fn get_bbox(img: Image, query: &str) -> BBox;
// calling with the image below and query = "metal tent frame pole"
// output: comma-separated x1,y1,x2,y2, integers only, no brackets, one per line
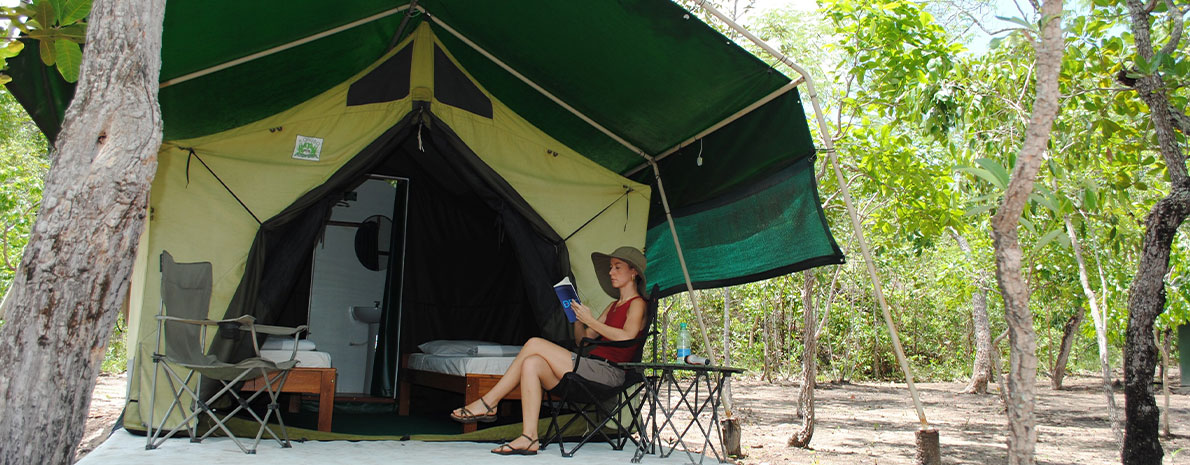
691,0,930,429
649,160,719,363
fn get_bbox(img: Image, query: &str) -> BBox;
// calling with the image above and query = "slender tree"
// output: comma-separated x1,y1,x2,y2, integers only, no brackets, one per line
987,1,1064,464
1066,215,1123,441
953,230,993,394
789,271,817,447
0,1,165,463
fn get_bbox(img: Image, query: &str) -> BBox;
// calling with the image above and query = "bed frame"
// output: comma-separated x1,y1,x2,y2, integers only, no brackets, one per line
397,354,520,433
243,367,337,432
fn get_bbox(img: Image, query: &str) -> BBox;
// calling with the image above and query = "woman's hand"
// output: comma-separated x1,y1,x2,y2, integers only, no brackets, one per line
571,301,596,325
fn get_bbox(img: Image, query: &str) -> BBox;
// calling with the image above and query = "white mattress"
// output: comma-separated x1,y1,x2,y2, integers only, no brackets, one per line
406,353,515,376
259,350,333,368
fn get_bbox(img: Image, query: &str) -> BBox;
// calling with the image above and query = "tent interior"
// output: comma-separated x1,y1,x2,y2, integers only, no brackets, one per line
247,117,566,402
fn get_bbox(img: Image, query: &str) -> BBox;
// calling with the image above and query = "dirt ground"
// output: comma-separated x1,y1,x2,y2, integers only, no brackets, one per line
77,373,126,462
79,371,1190,464
723,373,1190,465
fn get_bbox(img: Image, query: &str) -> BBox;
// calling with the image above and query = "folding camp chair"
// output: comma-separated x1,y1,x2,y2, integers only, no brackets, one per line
146,251,308,454
541,285,659,457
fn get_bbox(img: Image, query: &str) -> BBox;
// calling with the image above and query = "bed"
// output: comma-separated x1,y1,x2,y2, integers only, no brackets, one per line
244,340,337,432
398,341,521,433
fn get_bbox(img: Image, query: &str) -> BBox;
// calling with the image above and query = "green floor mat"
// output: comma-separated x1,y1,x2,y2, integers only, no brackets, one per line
217,413,591,443
282,410,459,436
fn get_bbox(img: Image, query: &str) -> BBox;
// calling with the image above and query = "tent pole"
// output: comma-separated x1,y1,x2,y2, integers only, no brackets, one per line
691,0,930,429
624,78,802,178
649,160,719,364
160,5,412,88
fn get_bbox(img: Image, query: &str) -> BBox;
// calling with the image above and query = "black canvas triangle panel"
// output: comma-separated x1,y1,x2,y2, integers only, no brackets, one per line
434,44,492,118
347,45,413,107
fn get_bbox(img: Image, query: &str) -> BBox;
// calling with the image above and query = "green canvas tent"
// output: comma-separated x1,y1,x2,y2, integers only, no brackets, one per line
5,1,843,433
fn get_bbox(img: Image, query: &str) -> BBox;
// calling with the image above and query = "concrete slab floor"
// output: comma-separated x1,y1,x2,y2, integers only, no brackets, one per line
79,430,722,465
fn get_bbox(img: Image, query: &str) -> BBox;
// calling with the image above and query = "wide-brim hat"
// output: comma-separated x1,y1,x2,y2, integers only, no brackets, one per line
591,246,647,299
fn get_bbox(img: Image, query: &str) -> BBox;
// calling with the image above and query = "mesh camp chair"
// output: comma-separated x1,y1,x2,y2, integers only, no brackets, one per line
541,285,659,457
146,251,308,454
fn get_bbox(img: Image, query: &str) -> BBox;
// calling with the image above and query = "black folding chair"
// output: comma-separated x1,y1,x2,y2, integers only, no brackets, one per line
542,285,659,457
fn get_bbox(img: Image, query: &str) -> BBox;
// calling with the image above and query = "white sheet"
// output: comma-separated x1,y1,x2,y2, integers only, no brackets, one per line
259,350,333,368
406,353,516,376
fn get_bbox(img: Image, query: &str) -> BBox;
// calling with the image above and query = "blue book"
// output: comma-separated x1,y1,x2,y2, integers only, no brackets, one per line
553,277,581,323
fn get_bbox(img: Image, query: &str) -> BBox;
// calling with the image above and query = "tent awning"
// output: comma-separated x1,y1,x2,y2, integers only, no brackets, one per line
4,0,843,296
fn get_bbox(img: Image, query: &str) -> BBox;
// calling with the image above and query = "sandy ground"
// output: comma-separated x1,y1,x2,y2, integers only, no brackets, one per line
77,373,126,462
79,371,1189,464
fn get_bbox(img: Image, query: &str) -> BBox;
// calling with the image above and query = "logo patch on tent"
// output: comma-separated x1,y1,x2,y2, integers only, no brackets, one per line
292,135,323,161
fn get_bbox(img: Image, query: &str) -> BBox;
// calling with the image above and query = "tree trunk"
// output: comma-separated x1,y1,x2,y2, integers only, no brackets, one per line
990,329,1009,406
1123,191,1189,464
762,310,772,382
1051,311,1085,390
1159,329,1171,438
789,271,818,447
953,230,992,394
722,287,733,415
1121,1,1190,463
0,2,166,464
1066,215,1122,441
987,2,1063,463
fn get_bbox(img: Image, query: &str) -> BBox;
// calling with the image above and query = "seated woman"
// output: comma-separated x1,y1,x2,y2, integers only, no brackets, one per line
449,246,649,455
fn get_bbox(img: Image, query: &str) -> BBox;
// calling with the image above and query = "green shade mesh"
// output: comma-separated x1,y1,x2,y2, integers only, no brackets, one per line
645,156,844,298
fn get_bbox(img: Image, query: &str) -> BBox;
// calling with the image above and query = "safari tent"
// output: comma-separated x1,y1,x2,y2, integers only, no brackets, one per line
5,1,844,433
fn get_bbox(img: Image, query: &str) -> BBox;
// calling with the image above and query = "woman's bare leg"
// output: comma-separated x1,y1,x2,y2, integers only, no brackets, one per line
455,337,573,417
491,348,571,452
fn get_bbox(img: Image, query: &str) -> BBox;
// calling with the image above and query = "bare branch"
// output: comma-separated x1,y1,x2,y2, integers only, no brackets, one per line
1016,60,1036,109
1158,0,1184,56
939,0,1019,37
1062,86,1134,99
1014,0,1036,20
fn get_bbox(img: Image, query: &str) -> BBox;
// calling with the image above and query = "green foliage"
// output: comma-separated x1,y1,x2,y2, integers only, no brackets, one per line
0,90,47,296
655,0,1186,382
100,314,127,374
0,0,91,83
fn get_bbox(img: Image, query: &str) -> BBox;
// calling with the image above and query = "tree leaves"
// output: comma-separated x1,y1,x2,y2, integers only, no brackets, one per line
956,158,1010,190
38,38,54,67
33,1,55,31
1,0,90,83
52,40,80,82
56,0,91,25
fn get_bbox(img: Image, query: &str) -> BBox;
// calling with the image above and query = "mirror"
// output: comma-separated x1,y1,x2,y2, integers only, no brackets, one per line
354,214,393,271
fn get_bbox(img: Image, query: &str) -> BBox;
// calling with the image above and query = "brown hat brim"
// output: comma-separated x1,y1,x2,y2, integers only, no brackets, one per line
591,247,647,299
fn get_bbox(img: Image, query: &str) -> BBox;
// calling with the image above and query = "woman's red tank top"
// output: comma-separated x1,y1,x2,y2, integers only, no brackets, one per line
588,296,644,363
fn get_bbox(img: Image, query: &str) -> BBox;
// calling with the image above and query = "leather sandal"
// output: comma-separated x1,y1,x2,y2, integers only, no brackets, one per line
491,434,539,456
449,397,498,423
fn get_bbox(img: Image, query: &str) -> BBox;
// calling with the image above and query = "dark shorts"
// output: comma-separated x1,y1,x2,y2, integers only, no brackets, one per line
570,353,625,387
